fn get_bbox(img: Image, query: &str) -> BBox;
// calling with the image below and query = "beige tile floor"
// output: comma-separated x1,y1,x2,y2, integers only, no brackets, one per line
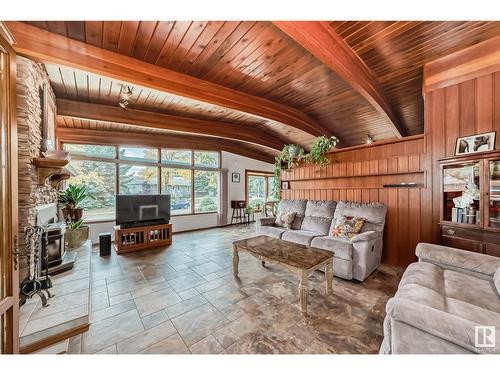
67,224,401,354
19,244,90,340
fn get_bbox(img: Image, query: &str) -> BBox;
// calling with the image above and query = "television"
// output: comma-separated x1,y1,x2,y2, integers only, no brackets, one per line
116,195,171,228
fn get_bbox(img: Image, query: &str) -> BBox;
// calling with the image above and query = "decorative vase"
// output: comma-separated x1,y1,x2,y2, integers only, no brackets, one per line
62,207,84,221
65,226,89,249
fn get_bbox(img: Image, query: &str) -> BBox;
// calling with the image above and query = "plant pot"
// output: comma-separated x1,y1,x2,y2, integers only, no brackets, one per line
65,226,89,249
288,145,301,158
62,207,84,221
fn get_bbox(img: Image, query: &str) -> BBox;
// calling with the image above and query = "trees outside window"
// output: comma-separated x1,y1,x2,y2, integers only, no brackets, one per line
67,160,116,219
119,165,158,195
246,171,278,211
64,143,220,218
161,168,192,215
119,146,158,163
194,151,219,168
194,170,219,213
161,150,191,165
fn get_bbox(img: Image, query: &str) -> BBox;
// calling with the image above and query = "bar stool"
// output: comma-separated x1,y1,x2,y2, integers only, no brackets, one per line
230,200,247,224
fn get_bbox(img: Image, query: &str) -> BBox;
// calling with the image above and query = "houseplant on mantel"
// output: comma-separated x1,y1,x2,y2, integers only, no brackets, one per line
274,136,339,179
64,218,90,249
58,184,94,221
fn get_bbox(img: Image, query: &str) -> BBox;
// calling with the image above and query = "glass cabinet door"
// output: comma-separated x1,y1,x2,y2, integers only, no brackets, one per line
442,162,481,225
489,160,500,228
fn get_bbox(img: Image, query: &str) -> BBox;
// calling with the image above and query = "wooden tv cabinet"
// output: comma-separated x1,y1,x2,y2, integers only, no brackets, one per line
114,223,172,254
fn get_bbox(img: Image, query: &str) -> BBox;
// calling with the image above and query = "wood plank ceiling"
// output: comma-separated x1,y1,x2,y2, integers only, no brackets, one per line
23,21,500,152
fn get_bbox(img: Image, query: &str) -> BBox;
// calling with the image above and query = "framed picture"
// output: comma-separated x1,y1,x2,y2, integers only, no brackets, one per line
40,85,56,152
455,131,496,155
281,181,290,190
231,172,240,183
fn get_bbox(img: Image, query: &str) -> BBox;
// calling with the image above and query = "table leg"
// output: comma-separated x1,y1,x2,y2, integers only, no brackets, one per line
299,270,308,314
232,245,239,277
325,261,333,295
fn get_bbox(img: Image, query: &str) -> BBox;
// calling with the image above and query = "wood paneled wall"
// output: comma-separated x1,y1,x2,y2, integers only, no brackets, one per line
281,136,425,267
423,71,500,245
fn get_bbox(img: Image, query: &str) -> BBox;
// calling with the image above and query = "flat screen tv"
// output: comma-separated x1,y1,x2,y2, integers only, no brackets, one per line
116,195,171,228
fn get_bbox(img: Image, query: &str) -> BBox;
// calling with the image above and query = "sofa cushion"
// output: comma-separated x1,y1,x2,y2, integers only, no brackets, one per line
389,261,500,353
331,214,366,239
397,261,500,319
259,225,287,239
279,200,307,230
333,201,386,233
300,200,336,235
281,230,318,246
274,211,296,229
310,235,353,261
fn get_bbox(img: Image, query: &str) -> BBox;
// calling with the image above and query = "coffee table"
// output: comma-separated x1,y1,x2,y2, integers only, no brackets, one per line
232,235,334,314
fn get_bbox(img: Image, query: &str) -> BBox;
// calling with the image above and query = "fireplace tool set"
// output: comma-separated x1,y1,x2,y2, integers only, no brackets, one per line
19,225,54,307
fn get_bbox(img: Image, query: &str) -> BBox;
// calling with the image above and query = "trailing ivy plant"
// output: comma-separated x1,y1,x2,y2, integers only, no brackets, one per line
303,136,339,167
274,136,339,180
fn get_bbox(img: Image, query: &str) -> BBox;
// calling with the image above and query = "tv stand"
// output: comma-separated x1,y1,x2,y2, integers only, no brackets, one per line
114,223,172,254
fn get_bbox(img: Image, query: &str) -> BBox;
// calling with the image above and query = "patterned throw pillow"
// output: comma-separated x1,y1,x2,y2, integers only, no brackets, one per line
331,215,366,239
275,211,297,229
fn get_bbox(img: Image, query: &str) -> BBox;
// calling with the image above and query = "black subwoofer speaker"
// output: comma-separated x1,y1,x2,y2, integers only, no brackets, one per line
99,233,112,256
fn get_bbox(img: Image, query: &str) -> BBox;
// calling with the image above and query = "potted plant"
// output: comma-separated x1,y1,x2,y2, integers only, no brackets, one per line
58,184,94,221
304,136,339,167
64,219,90,249
274,144,304,179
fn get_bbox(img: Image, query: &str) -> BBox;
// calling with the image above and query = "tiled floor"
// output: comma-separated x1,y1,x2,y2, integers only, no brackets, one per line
19,244,90,341
67,224,401,354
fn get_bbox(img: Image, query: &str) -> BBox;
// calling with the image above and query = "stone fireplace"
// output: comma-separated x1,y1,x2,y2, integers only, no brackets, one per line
16,56,59,283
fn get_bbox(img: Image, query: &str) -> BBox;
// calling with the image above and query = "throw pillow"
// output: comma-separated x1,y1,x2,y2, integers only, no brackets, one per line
275,211,297,229
331,215,366,239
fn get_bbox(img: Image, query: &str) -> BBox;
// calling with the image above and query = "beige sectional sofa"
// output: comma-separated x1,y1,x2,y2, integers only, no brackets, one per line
380,243,500,354
257,199,387,281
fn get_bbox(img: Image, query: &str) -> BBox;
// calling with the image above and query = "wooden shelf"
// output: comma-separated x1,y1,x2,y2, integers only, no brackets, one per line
33,157,69,169
33,157,71,188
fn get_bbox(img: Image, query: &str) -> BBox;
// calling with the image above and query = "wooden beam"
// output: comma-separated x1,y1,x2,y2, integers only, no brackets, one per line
56,99,284,151
56,128,276,164
7,21,326,137
424,34,500,93
273,21,405,138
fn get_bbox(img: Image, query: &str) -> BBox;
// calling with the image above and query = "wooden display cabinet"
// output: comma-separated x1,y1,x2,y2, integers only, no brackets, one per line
114,223,172,254
439,150,500,257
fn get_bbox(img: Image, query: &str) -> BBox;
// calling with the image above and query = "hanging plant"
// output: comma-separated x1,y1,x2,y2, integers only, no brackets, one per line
304,136,339,167
274,144,305,179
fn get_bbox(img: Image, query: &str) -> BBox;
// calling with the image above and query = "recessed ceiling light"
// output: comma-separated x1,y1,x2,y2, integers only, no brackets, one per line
365,135,374,146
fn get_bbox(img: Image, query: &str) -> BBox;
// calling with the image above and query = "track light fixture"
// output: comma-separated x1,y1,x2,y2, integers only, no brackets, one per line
118,85,133,108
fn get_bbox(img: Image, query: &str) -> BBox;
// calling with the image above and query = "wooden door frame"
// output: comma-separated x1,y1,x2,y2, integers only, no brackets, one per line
0,22,19,354
245,169,274,211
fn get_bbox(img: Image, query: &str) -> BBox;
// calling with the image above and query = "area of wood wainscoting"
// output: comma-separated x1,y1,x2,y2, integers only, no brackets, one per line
281,135,425,267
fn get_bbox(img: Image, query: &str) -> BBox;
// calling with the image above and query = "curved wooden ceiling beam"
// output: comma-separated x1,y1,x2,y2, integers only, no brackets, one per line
7,21,325,138
56,99,285,151
273,21,405,138
56,127,276,164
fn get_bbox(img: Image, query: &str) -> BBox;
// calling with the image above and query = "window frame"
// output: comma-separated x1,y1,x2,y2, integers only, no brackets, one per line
62,142,222,219
245,169,276,212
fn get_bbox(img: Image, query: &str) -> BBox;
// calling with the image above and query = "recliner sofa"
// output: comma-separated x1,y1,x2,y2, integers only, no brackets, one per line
380,243,500,354
257,199,387,281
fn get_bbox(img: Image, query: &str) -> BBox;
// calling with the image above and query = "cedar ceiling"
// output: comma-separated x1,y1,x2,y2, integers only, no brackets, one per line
22,21,500,151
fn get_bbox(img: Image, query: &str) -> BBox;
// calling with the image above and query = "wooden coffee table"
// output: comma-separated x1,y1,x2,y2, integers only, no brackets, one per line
232,235,334,314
